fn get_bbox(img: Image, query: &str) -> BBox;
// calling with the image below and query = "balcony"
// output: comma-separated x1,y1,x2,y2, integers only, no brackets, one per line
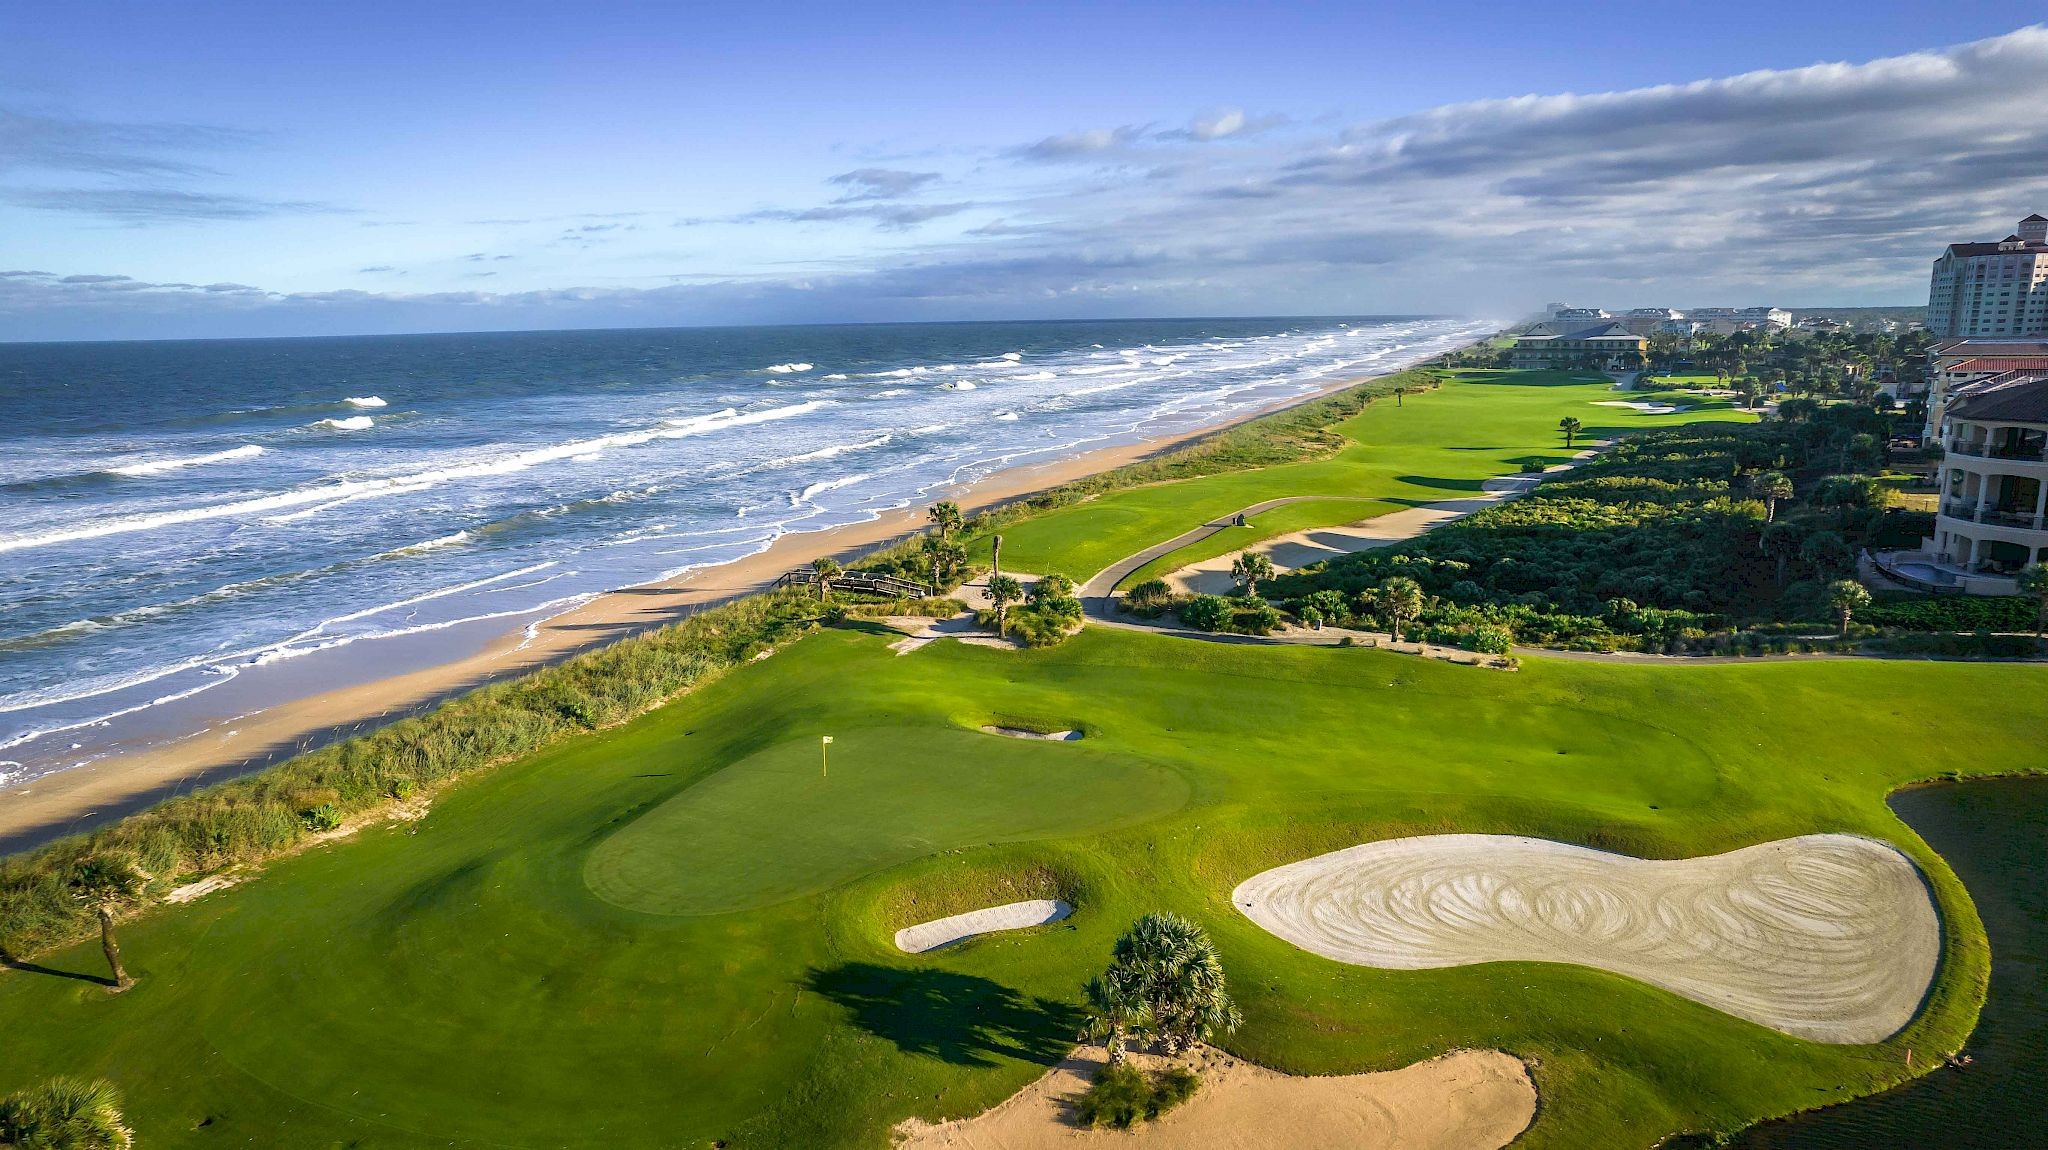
1990,443,2048,462
1981,509,2043,530
1948,440,1986,457
1942,502,1979,521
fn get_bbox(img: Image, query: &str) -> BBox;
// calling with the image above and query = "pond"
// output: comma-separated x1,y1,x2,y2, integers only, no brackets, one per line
1734,776,2048,1148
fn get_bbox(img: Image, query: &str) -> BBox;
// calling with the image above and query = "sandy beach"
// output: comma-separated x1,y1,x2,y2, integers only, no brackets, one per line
0,370,1397,851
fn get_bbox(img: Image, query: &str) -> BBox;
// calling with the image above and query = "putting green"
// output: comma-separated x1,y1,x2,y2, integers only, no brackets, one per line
584,727,1188,915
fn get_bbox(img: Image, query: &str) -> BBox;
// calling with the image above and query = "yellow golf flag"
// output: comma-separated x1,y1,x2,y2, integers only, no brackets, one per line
821,735,833,777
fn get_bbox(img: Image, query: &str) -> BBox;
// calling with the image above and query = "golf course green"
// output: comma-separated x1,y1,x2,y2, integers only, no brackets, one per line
0,371,2025,1148
0,621,2033,1147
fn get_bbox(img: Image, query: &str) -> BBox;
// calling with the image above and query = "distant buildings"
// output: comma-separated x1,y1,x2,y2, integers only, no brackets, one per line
1509,320,1647,370
1927,214,2048,339
1540,303,1792,339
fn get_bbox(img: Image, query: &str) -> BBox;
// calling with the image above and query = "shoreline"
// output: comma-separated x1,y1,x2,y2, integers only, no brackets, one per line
0,365,1417,852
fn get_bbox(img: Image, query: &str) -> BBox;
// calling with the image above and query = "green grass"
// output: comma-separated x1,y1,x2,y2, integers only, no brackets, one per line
0,619,2028,1149
988,370,1753,583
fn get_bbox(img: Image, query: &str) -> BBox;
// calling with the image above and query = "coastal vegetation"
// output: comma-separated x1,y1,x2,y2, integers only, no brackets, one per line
0,1077,129,1149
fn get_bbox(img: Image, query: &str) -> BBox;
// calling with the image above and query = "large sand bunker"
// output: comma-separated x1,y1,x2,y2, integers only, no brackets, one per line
1234,833,1939,1044
895,899,1074,953
893,1046,1533,1150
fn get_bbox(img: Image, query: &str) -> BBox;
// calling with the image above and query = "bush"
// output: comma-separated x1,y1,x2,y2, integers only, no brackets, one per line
1868,632,2043,659
1002,604,1081,648
301,804,344,833
1234,599,1282,635
1468,625,1514,655
1177,595,1233,632
1074,1062,1200,1129
1861,594,2036,632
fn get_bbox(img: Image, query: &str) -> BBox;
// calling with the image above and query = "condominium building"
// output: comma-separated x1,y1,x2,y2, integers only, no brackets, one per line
1920,338,2048,436
1897,371,2048,593
1620,307,1683,336
1926,213,2048,339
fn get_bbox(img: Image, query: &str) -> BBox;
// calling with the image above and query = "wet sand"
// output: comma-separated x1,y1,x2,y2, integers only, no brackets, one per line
0,371,1393,851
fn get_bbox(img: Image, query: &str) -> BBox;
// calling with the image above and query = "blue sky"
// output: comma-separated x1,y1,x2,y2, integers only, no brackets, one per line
4,2,2046,340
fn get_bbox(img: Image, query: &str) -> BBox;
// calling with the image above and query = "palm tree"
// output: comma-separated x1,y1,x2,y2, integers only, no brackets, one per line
0,1077,131,1149
926,500,963,542
985,574,1023,630
1087,913,1241,1058
809,557,841,601
920,535,965,587
2016,565,2048,639
1229,552,1274,598
1826,579,1871,638
1558,416,1584,449
1375,576,1424,639
67,856,145,992
1749,471,1794,523
1081,969,1150,1067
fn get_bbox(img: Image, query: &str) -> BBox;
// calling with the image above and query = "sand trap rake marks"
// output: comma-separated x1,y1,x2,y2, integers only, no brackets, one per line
1233,833,1940,1044
895,899,1074,953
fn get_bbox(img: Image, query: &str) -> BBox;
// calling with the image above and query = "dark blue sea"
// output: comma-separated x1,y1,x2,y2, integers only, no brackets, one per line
0,316,1483,784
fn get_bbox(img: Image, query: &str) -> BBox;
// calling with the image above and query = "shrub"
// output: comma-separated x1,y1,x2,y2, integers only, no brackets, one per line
301,804,345,833
1177,595,1233,632
1074,1063,1201,1129
1297,605,1324,630
1234,599,1282,636
1861,594,2034,632
1468,625,1514,655
1002,604,1080,648
388,778,417,802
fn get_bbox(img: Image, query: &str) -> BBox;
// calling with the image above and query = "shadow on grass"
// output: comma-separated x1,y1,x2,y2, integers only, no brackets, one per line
1393,475,1487,492
807,963,1082,1067
3,957,115,988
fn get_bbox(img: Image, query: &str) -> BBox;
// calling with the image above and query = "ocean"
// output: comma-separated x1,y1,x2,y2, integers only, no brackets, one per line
0,316,1486,788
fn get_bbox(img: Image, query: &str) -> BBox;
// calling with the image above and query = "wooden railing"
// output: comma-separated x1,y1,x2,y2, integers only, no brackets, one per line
774,569,935,598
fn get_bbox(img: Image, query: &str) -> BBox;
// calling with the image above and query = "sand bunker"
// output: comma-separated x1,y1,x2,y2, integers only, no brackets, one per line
1594,399,1691,414
980,725,1081,741
893,1046,1534,1150
1234,833,1939,1044
895,899,1073,953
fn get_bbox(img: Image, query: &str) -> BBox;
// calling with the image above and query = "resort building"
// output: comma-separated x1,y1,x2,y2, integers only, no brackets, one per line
1508,320,1647,371
1888,371,2048,594
1620,307,1683,336
1921,338,2048,436
1548,305,1611,326
1926,213,2048,339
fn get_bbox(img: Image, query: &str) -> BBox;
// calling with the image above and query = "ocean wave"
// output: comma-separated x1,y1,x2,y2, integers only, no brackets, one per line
768,433,894,468
763,362,814,374
994,411,1020,421
793,473,871,505
0,401,827,554
315,416,375,431
107,444,266,477
822,373,848,381
940,380,977,391
344,396,388,408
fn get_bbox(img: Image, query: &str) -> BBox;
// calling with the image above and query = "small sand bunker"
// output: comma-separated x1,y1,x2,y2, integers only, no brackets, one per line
1234,833,1939,1044
895,899,1074,953
893,1046,1534,1150
980,725,1081,741
1593,399,1691,414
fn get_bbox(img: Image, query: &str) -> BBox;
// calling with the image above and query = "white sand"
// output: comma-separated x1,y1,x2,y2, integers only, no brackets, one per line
1593,399,1691,414
895,899,1074,953
893,1045,1534,1150
980,726,1081,741
1233,833,1939,1044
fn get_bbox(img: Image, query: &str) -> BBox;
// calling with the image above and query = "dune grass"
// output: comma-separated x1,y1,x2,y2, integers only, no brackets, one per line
984,370,1754,582
0,618,2031,1148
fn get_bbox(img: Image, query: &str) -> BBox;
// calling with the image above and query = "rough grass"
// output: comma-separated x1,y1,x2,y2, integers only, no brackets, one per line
0,623,2034,1148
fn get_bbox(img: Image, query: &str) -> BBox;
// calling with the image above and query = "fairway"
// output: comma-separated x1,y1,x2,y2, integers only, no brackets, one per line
1,622,2037,1148
989,370,1753,580
586,727,1187,915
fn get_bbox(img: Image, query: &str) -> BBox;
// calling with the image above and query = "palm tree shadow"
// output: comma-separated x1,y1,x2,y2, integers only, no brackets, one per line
3,956,114,987
806,963,1082,1067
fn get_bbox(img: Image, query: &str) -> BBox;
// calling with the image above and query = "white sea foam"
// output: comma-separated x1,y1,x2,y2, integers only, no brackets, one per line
822,373,848,381
107,444,265,477
942,380,977,391
994,411,1020,421
0,401,827,554
344,396,388,408
764,362,814,374
794,473,870,504
1000,352,1023,361
316,416,375,431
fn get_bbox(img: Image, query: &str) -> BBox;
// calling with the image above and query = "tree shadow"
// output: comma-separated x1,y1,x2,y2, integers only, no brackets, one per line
806,963,1083,1067
3,956,114,987
1393,475,1487,492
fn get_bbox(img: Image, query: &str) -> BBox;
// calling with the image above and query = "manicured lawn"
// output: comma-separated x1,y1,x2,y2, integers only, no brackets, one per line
988,370,1754,583
0,620,2029,1149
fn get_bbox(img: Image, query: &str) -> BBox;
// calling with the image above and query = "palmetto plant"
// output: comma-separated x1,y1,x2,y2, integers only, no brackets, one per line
1826,579,1871,638
920,535,965,587
984,574,1023,630
67,856,145,992
1558,416,1584,449
1083,913,1241,1060
0,1078,131,1149
809,557,841,601
1375,576,1425,638
926,500,963,542
1229,552,1274,598
1749,471,1795,524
